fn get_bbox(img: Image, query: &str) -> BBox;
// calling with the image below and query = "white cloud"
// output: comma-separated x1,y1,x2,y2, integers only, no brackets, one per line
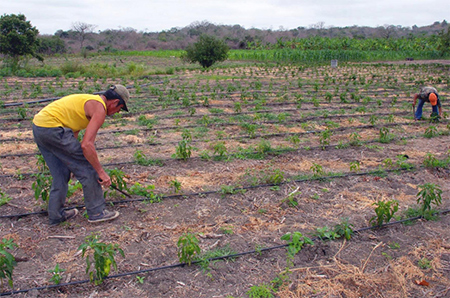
1,0,448,34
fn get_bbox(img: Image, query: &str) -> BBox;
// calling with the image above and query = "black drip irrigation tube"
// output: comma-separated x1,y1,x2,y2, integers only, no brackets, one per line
0,112,422,144
0,119,434,168
0,167,415,220
2,208,450,296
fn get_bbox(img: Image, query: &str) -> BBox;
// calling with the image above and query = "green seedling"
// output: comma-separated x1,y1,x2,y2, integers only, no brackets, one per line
418,258,432,269
281,232,313,257
173,139,192,160
169,179,182,194
310,163,324,178
379,127,393,143
212,141,227,158
334,218,354,240
247,283,274,298
349,132,362,146
219,185,244,198
349,160,361,172
133,150,164,166
311,226,338,241
318,129,332,150
0,190,11,207
177,233,200,266
424,126,438,138
48,264,65,285
388,242,400,249
0,238,17,290
31,172,52,203
416,183,442,217
136,276,145,284
78,233,124,285
369,200,399,227
423,153,441,168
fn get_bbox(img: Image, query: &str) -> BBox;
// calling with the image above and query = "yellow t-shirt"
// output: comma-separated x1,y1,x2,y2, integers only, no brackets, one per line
33,94,106,132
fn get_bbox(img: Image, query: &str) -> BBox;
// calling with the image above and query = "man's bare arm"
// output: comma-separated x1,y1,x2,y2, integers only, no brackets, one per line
81,100,111,187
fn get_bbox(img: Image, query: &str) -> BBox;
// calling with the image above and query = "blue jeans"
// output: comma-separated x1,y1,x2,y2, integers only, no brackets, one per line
32,124,105,224
415,99,438,120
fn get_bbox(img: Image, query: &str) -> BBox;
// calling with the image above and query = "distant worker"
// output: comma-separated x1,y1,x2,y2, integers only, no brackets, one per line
32,85,130,225
412,86,442,121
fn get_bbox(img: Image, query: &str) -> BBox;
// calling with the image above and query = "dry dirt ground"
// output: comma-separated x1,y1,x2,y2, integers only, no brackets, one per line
1,60,450,297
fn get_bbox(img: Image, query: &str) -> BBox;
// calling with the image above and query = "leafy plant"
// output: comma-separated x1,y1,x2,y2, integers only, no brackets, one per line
281,232,313,257
318,129,332,150
349,132,362,146
0,189,11,207
48,263,65,285
212,141,227,158
174,139,192,161
31,172,52,203
219,185,245,198
247,283,274,298
379,127,393,143
349,160,361,172
0,238,17,290
369,200,399,227
333,218,354,240
310,163,324,178
128,183,160,202
423,153,441,168
424,126,438,138
416,183,442,217
396,155,414,170
103,168,128,197
78,233,124,285
134,150,164,166
264,168,284,185
418,258,432,269
169,179,182,194
311,226,339,241
177,233,201,266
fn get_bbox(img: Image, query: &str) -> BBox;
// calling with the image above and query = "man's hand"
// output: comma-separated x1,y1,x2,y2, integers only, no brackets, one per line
98,171,111,187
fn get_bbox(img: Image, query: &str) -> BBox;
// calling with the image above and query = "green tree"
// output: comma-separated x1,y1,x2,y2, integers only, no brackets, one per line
0,14,42,68
37,35,66,55
182,34,229,68
437,25,450,56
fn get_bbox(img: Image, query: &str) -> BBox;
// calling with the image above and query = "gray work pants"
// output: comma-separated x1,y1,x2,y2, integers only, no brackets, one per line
32,124,104,224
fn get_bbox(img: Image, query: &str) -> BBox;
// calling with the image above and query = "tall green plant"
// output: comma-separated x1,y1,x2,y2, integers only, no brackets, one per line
416,183,442,216
0,238,17,290
177,233,201,266
78,233,124,285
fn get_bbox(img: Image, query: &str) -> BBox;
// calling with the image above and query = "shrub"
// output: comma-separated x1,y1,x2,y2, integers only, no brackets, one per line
181,34,229,68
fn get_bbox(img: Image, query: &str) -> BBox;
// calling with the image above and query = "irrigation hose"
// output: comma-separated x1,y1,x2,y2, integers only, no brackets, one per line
1,208,450,296
0,166,415,220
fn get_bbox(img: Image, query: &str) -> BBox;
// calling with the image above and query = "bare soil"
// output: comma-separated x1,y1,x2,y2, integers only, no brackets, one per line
1,60,450,297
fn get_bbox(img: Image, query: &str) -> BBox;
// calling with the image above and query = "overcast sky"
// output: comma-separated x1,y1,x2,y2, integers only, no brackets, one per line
2,0,449,35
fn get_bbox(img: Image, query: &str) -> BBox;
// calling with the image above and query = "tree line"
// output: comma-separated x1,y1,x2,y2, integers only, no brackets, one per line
1,13,449,67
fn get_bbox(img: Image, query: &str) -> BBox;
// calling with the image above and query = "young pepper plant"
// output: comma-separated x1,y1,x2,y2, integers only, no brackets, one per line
78,233,124,285
0,238,17,290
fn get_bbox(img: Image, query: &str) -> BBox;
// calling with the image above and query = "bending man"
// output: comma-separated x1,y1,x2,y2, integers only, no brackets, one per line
32,85,130,225
413,86,442,120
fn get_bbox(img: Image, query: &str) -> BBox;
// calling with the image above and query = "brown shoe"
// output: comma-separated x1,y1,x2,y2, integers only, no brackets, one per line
88,210,119,223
